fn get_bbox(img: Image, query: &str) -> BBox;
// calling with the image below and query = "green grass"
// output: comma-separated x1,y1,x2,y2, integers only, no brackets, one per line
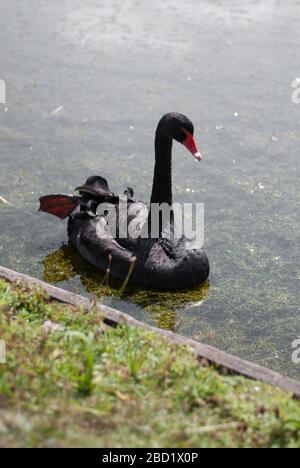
0,278,299,448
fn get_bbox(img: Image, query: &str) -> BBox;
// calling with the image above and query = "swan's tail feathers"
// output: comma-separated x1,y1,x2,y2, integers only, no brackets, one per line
39,194,82,220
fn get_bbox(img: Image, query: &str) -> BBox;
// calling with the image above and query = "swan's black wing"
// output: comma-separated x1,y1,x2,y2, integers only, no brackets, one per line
76,176,116,200
68,214,135,281
136,237,209,290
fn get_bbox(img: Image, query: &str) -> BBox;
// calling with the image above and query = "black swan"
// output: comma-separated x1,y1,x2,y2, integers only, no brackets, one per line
39,113,210,290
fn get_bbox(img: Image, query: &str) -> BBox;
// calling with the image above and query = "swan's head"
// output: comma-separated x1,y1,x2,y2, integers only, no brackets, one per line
158,113,203,161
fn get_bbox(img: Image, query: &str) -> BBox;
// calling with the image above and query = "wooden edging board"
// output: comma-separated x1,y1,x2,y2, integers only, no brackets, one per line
0,265,299,398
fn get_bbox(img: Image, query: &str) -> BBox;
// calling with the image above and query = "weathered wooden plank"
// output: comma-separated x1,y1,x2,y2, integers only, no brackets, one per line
1,265,299,397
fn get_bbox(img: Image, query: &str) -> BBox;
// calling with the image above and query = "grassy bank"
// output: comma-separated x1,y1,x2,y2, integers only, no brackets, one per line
0,278,299,448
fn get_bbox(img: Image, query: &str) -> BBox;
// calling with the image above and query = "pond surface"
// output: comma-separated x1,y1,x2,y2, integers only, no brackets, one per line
0,0,299,378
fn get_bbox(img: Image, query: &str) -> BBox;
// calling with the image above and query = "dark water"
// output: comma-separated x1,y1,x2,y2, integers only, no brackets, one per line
0,0,299,378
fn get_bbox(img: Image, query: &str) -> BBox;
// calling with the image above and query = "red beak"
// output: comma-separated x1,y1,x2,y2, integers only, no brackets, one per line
182,128,203,161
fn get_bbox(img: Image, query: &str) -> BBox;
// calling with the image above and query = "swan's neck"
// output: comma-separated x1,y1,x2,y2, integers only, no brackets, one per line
150,131,173,206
